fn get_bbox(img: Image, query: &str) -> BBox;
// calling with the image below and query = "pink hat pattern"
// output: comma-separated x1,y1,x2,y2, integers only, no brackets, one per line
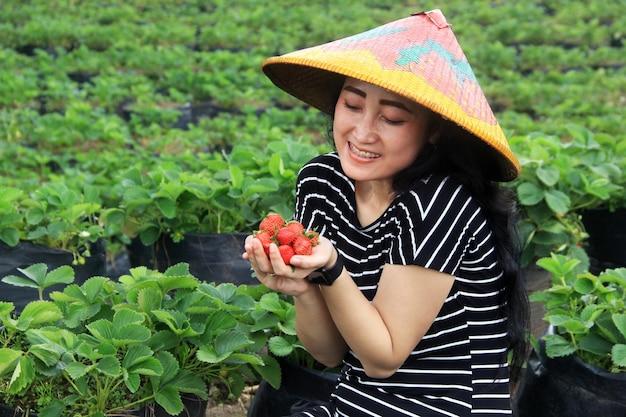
321,15,497,125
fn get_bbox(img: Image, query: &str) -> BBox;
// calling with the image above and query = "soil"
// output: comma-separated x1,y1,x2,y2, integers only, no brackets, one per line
204,385,255,417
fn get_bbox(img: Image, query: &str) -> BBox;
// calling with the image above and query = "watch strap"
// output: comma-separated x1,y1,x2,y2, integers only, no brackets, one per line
308,255,344,286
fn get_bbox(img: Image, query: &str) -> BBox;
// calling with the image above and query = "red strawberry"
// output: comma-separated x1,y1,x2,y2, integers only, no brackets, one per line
254,230,273,257
292,235,312,255
278,244,295,265
306,230,320,247
276,227,297,246
259,213,285,236
284,221,305,235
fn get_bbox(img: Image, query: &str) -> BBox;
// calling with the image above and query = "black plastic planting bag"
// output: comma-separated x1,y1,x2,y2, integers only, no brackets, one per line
513,340,626,417
154,232,256,285
247,358,339,417
0,239,106,313
581,208,626,270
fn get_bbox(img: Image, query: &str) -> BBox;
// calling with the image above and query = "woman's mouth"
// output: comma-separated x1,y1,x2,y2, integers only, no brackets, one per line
349,142,380,159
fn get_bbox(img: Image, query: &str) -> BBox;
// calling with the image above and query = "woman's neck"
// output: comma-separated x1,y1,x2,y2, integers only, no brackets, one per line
354,180,396,226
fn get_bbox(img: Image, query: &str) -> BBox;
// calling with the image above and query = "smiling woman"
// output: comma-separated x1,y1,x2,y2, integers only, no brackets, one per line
245,9,529,417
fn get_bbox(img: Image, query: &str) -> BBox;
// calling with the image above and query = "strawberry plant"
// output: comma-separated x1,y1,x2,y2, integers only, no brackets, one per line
102,138,324,246
0,182,105,265
0,262,281,416
508,125,625,266
530,254,626,373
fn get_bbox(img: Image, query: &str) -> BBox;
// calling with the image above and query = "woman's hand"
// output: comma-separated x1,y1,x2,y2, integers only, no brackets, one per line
242,234,336,297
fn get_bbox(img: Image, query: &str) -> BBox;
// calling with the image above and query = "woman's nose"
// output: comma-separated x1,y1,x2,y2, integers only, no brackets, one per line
353,114,378,142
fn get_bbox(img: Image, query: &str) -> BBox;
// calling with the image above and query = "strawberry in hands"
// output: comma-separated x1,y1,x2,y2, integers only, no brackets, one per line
253,213,319,266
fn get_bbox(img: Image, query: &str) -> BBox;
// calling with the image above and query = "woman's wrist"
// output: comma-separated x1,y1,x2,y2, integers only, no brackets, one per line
309,249,344,286
325,248,339,270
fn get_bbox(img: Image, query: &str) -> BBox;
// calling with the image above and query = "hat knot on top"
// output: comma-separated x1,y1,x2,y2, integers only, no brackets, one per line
262,9,521,182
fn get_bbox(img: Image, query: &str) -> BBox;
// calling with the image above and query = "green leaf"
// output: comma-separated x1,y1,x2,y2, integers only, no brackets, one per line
163,369,207,398
115,324,152,346
258,292,285,314
517,182,544,205
612,344,626,367
536,165,560,186
152,309,198,338
197,331,252,363
95,355,121,376
18,300,63,327
125,373,141,393
0,348,22,376
154,385,183,416
612,314,626,340
251,354,281,389
243,177,279,195
37,398,65,417
1,264,47,289
536,254,580,277
544,189,571,214
227,352,265,366
579,333,613,355
3,263,75,291
543,333,576,358
0,227,19,246
267,335,296,357
230,165,244,189
113,308,145,327
573,276,596,294
123,345,163,376
65,361,91,380
86,319,115,342
205,310,237,333
156,197,177,219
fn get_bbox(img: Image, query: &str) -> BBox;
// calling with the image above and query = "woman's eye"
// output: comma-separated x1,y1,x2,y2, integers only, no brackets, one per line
383,117,404,125
343,100,359,110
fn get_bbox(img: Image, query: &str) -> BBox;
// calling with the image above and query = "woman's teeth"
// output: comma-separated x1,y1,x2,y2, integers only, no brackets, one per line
350,143,380,159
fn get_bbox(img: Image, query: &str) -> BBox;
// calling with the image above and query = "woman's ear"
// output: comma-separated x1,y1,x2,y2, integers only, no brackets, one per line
428,130,441,145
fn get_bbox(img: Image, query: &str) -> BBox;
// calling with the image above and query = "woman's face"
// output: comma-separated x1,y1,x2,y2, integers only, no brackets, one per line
333,78,435,185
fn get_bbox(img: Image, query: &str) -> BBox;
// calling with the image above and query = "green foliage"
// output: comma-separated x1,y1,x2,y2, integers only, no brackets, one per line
0,263,281,415
531,254,626,373
508,125,625,266
250,291,337,371
102,138,325,244
0,183,105,264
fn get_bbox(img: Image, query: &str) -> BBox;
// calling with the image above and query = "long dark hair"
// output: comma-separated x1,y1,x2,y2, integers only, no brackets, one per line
395,119,530,387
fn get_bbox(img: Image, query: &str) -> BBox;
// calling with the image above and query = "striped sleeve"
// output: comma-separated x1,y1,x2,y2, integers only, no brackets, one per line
387,175,482,276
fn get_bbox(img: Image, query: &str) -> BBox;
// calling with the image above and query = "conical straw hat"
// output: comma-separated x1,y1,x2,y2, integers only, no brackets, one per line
262,9,520,181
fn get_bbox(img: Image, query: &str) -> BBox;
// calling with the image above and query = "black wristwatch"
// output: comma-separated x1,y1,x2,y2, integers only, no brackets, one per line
308,255,344,286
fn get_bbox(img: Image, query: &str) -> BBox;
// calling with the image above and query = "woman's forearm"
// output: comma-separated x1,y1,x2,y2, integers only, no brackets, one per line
294,284,348,367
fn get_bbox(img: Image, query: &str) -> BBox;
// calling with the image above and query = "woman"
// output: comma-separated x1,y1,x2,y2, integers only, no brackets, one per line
244,9,529,417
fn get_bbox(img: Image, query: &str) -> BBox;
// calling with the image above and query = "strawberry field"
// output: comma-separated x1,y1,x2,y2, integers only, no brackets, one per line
1,1,625,415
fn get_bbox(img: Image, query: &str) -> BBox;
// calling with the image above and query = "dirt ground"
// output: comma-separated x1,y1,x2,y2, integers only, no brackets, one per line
204,386,255,417
205,403,248,417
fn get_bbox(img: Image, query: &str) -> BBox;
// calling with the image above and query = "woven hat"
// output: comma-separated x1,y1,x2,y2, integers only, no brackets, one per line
262,9,520,181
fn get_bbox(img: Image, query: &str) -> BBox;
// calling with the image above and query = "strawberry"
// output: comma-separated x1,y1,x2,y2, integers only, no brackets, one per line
306,230,320,247
278,244,295,265
276,227,297,246
284,221,305,235
259,213,285,236
292,235,312,255
254,229,273,256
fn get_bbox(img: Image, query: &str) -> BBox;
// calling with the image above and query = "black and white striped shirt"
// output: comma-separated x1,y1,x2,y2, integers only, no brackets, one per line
294,153,512,417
